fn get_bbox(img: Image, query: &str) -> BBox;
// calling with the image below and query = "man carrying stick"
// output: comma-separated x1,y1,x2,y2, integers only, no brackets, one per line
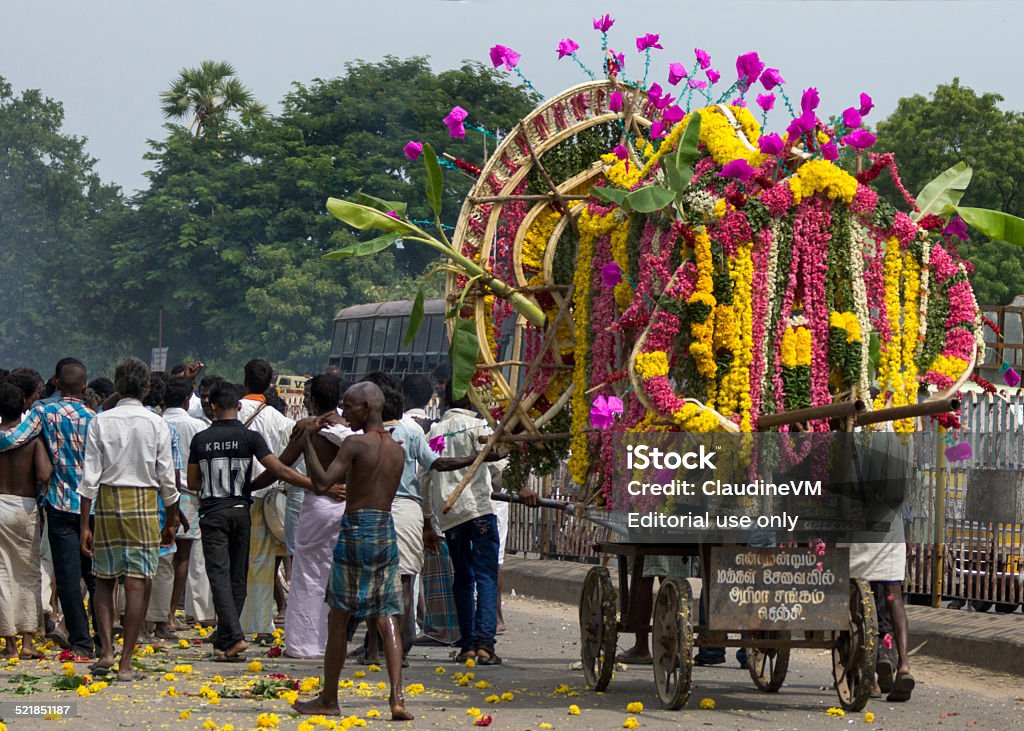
292,382,413,721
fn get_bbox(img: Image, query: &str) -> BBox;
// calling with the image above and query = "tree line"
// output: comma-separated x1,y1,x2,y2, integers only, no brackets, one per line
1,62,1022,378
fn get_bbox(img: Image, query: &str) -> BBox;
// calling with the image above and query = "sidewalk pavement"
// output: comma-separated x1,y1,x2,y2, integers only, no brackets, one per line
501,554,1024,676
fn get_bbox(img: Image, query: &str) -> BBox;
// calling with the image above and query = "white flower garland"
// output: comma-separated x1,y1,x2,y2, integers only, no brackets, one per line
849,220,872,400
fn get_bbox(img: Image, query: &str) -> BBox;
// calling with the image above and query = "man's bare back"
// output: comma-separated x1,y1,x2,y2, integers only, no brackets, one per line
0,431,49,499
321,431,404,512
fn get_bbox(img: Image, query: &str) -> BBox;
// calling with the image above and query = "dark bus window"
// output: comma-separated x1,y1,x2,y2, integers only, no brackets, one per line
395,355,410,373
385,316,402,353
343,321,358,353
332,322,347,355
356,320,372,352
355,356,369,374
412,314,432,352
371,318,387,353
341,357,354,372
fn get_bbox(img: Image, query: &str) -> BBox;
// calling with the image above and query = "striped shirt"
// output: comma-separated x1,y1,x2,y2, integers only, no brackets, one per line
0,397,95,513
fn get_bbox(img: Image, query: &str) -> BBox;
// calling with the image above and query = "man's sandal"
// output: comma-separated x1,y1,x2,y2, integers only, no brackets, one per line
475,648,502,665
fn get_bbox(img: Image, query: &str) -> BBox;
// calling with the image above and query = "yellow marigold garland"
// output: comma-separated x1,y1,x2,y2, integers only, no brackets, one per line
610,214,634,310
522,207,561,271
896,249,921,432
718,241,754,431
789,160,858,204
874,238,904,415
688,230,717,379
639,105,762,181
635,351,670,379
568,208,617,484
600,152,641,189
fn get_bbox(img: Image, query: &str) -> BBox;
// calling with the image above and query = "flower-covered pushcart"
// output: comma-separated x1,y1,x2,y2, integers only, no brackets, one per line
322,13,1024,715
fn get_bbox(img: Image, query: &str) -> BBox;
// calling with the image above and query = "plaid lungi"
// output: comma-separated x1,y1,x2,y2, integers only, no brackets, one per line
93,486,160,580
421,536,460,645
328,509,402,620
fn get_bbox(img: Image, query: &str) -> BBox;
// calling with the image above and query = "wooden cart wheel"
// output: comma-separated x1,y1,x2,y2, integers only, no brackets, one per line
746,632,791,692
579,566,618,691
652,576,694,710
832,578,878,712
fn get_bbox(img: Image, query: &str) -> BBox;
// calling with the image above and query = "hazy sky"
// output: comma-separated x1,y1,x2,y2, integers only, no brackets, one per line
5,0,1023,194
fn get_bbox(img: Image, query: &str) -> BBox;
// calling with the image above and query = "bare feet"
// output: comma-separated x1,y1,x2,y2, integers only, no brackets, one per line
293,697,341,716
20,648,44,660
391,704,414,721
391,693,413,721
115,668,144,682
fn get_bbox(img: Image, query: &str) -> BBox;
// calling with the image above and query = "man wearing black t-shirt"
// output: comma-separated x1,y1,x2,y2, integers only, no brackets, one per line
187,382,310,661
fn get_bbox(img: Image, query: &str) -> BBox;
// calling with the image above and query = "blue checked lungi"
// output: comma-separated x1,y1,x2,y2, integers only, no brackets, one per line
421,536,460,645
328,509,403,620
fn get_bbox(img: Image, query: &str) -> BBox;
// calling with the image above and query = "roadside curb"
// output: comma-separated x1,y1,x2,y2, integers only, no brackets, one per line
501,554,1024,676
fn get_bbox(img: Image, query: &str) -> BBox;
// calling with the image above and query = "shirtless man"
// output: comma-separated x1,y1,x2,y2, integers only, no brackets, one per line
0,383,52,658
293,382,413,721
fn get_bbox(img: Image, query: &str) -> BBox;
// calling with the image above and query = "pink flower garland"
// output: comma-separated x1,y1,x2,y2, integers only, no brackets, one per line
793,198,833,429
748,226,773,427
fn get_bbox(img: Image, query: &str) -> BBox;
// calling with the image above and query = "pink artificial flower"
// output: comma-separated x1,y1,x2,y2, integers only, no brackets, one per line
1004,366,1022,388
706,68,721,84
609,90,624,112
758,132,784,155
821,141,839,161
653,92,675,110
612,144,629,160
428,434,446,454
668,62,687,85
858,92,874,116
636,33,663,52
694,48,711,70
662,105,684,124
718,158,754,181
590,395,624,429
760,67,785,90
756,93,775,112
945,441,973,462
735,51,764,87
601,261,623,287
557,38,579,59
731,97,747,108
647,82,664,103
842,128,876,149
943,215,969,241
403,140,423,161
443,106,468,138
842,107,862,129
688,78,707,90
593,13,615,32
650,121,667,139
801,87,820,114
385,210,399,219
489,44,521,71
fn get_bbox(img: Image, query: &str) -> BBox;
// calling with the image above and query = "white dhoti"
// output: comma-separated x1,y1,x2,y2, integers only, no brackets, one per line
240,495,287,636
145,555,175,622
284,493,346,658
392,496,425,576
0,495,43,635
184,536,214,622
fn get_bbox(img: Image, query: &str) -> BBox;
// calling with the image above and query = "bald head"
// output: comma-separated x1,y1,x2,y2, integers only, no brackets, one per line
57,363,87,397
341,382,384,430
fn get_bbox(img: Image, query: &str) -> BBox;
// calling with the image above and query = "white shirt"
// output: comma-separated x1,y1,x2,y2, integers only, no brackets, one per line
187,393,205,421
424,408,496,533
78,397,179,504
163,407,207,467
238,397,294,496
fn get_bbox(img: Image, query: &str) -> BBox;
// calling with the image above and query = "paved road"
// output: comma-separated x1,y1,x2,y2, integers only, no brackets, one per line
3,595,1022,730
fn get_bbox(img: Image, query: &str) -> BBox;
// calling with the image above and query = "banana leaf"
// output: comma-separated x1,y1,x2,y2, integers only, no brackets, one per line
326,197,414,233
624,185,675,213
403,288,426,347
423,143,443,218
914,162,972,221
322,232,402,260
956,206,1024,246
449,317,480,401
353,191,408,217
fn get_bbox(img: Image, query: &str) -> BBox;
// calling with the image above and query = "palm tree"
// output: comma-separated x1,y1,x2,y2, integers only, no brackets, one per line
160,60,267,136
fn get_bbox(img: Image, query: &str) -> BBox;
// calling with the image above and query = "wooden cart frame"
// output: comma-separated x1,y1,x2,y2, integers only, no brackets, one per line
579,542,878,711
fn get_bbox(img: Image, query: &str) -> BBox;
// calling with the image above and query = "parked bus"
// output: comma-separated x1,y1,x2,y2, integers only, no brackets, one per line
327,298,448,381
